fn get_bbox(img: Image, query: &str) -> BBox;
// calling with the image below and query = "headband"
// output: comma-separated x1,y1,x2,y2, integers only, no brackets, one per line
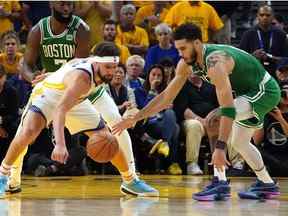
90,56,120,63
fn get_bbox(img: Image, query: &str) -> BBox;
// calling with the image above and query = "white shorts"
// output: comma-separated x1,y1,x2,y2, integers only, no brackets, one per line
24,84,103,135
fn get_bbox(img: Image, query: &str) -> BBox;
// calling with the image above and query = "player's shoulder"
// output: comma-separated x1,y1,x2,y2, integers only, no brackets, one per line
72,15,90,32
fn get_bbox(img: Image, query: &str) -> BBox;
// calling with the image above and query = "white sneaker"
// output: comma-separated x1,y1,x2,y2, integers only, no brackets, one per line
187,162,203,175
233,161,244,170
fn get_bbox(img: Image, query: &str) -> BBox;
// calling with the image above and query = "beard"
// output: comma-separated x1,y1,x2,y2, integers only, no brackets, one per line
52,8,72,24
97,68,113,83
185,53,197,65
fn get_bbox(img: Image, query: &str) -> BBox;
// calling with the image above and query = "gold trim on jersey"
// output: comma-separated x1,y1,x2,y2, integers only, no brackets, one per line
43,82,65,90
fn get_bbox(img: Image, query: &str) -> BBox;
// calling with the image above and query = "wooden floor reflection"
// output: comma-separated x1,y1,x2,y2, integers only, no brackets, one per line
1,175,288,216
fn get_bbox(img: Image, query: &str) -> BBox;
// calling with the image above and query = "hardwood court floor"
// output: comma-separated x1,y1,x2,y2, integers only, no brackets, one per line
1,175,288,216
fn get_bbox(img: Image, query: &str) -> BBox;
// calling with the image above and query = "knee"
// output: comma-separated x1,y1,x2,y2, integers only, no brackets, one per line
183,119,204,134
20,125,41,142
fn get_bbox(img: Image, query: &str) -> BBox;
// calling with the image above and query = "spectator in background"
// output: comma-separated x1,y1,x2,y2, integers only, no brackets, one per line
173,73,218,175
107,64,136,115
164,1,223,43
0,31,23,76
159,57,175,85
253,81,288,176
75,1,111,48
240,5,288,77
0,2,21,37
115,4,149,56
0,65,19,161
0,32,31,109
135,1,171,45
144,23,180,74
134,64,181,175
272,14,286,32
209,1,239,44
125,55,145,89
276,58,288,82
91,19,130,65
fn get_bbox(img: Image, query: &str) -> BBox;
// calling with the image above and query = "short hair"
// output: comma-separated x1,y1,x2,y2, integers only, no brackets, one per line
120,4,136,15
155,23,172,35
173,23,202,42
126,55,145,69
104,19,117,27
257,4,274,15
92,41,120,57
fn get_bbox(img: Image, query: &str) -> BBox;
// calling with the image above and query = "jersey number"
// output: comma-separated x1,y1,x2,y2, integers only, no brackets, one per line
54,59,67,66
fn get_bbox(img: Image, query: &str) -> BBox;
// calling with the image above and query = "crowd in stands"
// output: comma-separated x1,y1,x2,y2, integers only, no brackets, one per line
0,1,288,177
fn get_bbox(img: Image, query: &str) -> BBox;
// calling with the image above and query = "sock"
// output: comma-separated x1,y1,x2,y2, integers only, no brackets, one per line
121,170,138,184
255,166,273,184
214,166,227,181
0,162,11,176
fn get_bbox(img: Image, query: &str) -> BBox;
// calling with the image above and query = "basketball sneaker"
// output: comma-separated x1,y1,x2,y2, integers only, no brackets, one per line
120,179,159,197
5,184,21,194
238,179,280,200
149,140,169,158
0,175,8,196
192,177,231,201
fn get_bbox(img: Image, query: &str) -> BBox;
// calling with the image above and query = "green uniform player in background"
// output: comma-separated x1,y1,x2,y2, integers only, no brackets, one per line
112,23,281,201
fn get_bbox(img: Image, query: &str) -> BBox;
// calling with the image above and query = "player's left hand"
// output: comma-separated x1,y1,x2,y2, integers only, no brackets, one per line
51,145,69,164
210,149,230,172
112,115,137,135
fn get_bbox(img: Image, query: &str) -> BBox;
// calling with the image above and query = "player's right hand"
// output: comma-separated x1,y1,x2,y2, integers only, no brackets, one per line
112,115,137,135
51,145,69,164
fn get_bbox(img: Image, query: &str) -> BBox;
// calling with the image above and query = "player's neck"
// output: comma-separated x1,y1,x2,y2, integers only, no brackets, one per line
196,44,204,68
50,17,69,35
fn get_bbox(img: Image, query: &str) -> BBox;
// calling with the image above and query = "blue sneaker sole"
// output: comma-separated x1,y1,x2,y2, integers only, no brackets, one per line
238,191,280,200
193,193,231,201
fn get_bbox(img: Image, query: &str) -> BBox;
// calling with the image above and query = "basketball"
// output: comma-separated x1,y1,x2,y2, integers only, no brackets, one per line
86,130,119,163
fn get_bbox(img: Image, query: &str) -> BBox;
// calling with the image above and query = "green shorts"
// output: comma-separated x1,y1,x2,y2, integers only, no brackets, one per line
237,74,280,128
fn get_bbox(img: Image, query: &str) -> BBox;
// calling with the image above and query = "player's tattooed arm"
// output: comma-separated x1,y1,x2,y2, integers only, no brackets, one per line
206,50,234,71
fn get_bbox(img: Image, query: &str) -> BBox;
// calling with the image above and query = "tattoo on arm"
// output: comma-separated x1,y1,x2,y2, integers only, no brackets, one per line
206,50,233,69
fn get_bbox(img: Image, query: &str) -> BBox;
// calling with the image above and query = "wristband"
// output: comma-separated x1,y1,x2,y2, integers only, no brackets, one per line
220,107,236,119
215,140,226,150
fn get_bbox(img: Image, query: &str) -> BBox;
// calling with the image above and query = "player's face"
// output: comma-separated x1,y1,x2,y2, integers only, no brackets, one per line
175,39,197,65
51,1,74,24
103,24,117,41
4,38,17,56
97,63,118,83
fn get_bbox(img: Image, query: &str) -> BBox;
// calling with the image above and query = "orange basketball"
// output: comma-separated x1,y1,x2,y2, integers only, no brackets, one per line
86,130,119,163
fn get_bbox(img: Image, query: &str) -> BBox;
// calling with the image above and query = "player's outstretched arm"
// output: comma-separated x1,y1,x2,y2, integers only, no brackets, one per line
112,59,190,135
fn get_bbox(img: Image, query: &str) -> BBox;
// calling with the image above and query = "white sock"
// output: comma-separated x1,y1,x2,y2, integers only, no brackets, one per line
0,162,11,176
214,166,227,181
120,170,138,184
255,166,273,183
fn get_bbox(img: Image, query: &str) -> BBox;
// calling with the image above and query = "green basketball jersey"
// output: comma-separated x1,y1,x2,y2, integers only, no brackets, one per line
194,44,267,96
38,15,84,72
